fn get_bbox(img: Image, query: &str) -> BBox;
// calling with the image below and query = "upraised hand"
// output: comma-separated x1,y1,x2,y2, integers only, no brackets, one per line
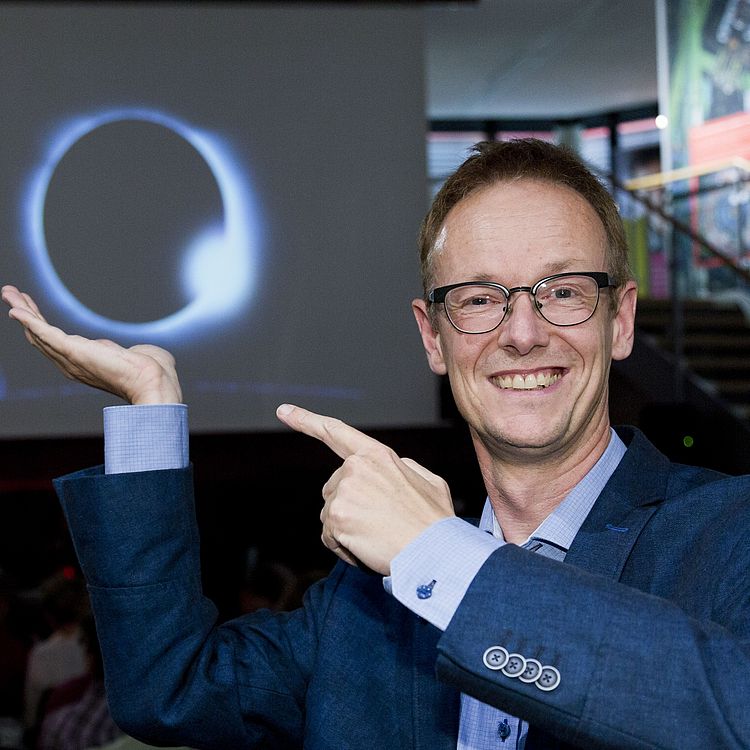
2,285,182,405
276,403,455,574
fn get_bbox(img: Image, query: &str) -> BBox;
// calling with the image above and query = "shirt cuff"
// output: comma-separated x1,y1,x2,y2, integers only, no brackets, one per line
384,517,503,631
104,404,189,474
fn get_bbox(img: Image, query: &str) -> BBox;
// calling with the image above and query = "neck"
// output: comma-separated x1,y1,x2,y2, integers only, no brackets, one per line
474,421,612,544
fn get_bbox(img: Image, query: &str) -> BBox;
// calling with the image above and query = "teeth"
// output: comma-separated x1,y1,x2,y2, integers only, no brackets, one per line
495,372,560,390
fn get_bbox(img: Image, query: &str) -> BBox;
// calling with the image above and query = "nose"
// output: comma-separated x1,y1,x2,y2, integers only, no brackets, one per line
496,288,549,354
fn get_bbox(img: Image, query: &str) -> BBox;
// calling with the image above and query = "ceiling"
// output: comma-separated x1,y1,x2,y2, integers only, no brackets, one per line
425,0,659,120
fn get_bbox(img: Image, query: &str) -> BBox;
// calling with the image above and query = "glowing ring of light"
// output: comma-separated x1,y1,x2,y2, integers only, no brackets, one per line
25,108,259,339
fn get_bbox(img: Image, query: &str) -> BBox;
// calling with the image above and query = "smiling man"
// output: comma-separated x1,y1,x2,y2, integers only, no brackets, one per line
412,171,636,544
4,139,750,749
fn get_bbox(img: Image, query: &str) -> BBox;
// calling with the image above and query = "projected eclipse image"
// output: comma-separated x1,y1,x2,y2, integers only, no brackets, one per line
24,109,260,341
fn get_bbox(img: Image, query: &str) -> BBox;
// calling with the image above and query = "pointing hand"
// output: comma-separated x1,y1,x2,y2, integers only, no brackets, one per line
276,403,454,574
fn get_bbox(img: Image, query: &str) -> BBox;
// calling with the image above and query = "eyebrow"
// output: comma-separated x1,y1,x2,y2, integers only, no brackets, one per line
467,261,590,284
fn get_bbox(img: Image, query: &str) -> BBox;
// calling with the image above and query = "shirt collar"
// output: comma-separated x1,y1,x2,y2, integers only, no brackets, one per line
480,428,627,551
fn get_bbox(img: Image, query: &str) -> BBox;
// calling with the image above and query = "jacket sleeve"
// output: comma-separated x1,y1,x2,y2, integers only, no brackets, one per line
54,465,337,750
435,543,750,749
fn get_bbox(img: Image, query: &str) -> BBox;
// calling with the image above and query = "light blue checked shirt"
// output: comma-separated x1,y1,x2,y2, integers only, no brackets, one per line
104,404,188,473
103,405,625,750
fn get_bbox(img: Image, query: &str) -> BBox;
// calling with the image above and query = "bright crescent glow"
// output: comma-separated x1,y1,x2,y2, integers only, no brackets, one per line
24,108,260,339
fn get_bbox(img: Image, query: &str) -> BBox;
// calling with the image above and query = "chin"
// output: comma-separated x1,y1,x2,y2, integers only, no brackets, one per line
479,421,571,454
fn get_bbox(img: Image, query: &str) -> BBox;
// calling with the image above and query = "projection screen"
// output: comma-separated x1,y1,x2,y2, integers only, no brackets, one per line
0,3,438,437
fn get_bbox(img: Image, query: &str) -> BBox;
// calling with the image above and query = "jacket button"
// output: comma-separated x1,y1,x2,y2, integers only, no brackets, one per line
518,657,542,683
501,653,526,678
482,646,509,670
536,665,561,691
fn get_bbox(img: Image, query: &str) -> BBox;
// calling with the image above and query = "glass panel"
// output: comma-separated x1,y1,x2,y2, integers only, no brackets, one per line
580,126,611,174
427,131,486,200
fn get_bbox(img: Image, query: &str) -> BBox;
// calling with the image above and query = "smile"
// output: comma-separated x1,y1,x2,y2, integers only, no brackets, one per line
491,371,562,390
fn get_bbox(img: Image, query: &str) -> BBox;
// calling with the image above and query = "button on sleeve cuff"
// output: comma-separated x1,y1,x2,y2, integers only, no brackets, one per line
104,404,188,474
387,517,504,631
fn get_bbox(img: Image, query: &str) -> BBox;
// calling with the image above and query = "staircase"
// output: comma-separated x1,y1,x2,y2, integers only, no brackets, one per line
635,297,750,420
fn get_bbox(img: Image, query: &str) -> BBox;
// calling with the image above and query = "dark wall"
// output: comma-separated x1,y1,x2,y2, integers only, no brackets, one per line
0,421,485,618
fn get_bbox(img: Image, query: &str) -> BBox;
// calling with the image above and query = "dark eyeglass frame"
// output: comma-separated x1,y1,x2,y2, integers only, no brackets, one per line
428,271,615,333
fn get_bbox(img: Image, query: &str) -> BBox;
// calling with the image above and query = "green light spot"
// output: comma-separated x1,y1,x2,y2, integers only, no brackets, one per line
683,435,694,448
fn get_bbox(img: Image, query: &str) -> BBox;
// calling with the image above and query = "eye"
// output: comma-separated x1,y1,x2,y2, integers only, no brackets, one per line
537,282,586,304
456,291,505,309
467,295,493,306
553,286,576,299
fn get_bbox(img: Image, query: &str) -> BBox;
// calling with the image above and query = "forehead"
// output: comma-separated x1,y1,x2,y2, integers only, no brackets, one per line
435,178,607,283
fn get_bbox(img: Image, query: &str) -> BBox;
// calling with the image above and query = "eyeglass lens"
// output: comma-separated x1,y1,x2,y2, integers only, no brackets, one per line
444,275,601,333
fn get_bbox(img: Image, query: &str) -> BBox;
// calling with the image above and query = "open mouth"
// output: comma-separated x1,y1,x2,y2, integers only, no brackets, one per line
491,370,562,390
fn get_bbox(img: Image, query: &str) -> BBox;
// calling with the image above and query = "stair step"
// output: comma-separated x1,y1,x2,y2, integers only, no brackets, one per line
689,357,750,371
637,311,747,329
637,299,747,325
730,403,750,419
667,334,750,348
714,380,750,396
648,334,750,350
636,298,750,421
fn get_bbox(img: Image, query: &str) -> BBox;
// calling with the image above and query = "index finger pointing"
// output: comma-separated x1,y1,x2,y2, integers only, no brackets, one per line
276,403,382,459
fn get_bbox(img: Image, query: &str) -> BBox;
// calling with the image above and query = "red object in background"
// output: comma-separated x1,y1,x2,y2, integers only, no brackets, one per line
686,112,750,268
688,111,750,164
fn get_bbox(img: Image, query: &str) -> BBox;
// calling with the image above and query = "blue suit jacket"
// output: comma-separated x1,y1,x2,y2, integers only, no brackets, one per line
53,427,750,749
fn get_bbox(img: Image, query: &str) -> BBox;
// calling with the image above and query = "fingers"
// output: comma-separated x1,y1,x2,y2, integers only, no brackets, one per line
320,515,363,568
1,285,23,308
3,290,55,345
318,487,361,567
20,291,45,319
276,403,384,460
400,457,446,488
2,286,44,322
325,538,361,568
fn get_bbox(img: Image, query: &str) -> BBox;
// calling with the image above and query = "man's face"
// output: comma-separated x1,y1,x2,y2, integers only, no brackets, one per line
413,178,637,462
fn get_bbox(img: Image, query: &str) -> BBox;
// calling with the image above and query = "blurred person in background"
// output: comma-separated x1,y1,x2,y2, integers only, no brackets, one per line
23,574,88,734
36,614,120,750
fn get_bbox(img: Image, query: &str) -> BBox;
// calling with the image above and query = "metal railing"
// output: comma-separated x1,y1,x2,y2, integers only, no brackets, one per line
610,159,750,400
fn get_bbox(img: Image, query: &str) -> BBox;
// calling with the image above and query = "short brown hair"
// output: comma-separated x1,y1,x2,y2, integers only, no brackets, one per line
419,139,632,308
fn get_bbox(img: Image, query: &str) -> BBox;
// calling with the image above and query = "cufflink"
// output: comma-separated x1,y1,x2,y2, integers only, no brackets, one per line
416,579,437,599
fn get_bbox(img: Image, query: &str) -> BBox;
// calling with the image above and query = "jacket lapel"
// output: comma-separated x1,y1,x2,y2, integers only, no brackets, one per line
527,429,670,750
564,427,669,577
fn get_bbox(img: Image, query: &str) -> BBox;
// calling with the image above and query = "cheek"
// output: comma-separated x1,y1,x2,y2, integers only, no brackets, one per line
582,330,614,386
560,327,610,380
443,335,489,377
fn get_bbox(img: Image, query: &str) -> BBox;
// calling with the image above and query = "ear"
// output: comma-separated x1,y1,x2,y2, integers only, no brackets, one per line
610,281,638,361
412,298,448,375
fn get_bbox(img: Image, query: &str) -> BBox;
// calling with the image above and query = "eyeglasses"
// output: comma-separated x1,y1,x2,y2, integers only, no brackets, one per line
428,272,614,334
